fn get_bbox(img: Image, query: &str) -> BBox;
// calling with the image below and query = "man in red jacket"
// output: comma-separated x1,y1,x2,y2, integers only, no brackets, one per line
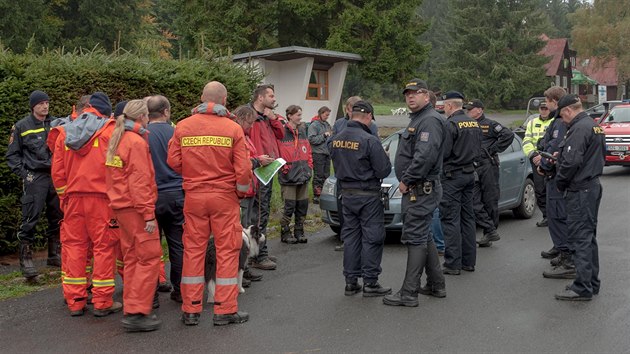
247,84,284,270
168,81,252,326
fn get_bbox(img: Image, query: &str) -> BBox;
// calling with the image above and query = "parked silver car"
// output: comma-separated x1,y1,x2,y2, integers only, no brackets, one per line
320,130,536,234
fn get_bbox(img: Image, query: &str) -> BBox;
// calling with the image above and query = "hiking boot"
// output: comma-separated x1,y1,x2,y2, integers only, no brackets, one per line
243,269,263,281
363,282,392,297
213,311,249,326
242,277,251,288
70,307,86,317
462,265,475,272
550,254,563,267
153,290,160,309
182,312,200,326
554,288,591,301
541,247,560,259
443,267,461,275
268,255,277,263
334,243,344,251
345,282,362,296
93,302,123,317
536,218,549,227
383,291,419,307
280,225,298,244
170,291,183,303
158,281,172,292
122,313,162,332
252,258,276,270
19,242,39,279
46,239,62,267
477,230,500,247
543,265,576,279
418,282,446,298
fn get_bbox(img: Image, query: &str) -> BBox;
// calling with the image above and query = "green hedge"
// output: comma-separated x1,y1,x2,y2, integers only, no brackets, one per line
0,50,261,255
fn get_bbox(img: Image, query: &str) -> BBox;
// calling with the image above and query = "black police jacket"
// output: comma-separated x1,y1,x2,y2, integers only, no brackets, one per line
556,112,606,192
538,115,567,172
477,114,514,159
394,103,445,186
442,109,482,173
328,121,391,191
6,114,54,179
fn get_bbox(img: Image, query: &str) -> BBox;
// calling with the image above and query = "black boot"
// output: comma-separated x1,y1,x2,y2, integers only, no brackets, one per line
383,245,427,307
123,313,162,332
153,285,160,309
46,238,62,267
543,252,576,279
280,225,297,244
294,200,308,243
419,240,446,298
19,241,39,279
363,282,392,297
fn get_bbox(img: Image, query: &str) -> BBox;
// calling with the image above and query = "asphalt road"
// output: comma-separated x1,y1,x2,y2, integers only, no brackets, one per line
1,167,629,353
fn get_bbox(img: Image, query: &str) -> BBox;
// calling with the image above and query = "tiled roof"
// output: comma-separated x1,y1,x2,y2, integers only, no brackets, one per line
539,37,568,76
577,57,618,86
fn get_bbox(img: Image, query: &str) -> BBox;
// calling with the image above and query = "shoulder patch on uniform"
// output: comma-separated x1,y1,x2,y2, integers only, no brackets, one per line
407,127,416,133
593,126,604,135
105,156,123,168
494,124,503,132
552,130,559,138
420,132,430,142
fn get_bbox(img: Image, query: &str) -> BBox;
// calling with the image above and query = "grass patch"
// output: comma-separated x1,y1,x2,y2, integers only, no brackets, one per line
372,102,406,115
0,269,61,301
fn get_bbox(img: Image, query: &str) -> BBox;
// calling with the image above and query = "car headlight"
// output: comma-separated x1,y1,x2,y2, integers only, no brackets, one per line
322,179,336,196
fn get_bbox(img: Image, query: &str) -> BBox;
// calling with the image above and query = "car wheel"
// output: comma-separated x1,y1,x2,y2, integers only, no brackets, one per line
330,225,341,235
512,178,536,219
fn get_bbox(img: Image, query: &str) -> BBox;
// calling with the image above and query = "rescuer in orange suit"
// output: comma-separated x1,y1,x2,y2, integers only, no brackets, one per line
106,99,162,332
167,81,252,327
51,92,122,317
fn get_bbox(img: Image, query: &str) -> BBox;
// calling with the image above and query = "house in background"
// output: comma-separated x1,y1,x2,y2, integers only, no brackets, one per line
233,46,362,120
578,57,622,101
539,34,575,93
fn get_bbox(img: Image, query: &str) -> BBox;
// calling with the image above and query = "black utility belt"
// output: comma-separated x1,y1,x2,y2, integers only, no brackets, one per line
341,189,381,197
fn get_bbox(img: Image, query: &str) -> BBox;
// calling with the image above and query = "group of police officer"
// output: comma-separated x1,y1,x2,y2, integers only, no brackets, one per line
329,79,604,304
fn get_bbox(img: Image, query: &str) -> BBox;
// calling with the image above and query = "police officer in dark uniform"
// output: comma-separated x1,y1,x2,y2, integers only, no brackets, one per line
6,90,63,278
535,87,576,279
553,94,605,301
383,79,446,307
466,99,514,246
440,91,482,275
328,101,392,297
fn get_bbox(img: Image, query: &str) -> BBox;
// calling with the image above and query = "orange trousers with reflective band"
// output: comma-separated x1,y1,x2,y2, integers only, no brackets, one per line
61,195,116,311
181,192,242,315
115,208,161,315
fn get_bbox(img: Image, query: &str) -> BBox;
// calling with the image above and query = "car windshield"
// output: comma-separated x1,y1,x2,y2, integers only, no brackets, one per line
604,107,630,123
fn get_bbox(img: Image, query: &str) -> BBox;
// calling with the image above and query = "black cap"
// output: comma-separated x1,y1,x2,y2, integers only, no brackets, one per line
114,100,128,118
89,92,112,117
557,94,580,111
464,99,484,109
443,91,465,100
352,100,374,115
29,90,49,109
402,78,428,94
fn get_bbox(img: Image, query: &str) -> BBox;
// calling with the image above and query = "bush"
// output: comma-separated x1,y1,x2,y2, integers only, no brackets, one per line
0,50,261,255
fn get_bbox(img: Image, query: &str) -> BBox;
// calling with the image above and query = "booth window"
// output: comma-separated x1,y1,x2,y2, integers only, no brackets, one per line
307,70,328,100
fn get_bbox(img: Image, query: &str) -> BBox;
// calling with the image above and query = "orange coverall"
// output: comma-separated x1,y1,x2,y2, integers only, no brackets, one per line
51,115,117,312
167,103,251,315
106,124,161,316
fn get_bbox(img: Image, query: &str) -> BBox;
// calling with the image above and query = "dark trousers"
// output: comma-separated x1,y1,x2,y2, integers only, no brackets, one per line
18,171,62,244
566,180,602,296
441,172,476,269
312,153,330,195
336,181,344,232
341,193,386,283
155,189,184,294
531,161,547,218
546,178,569,252
473,161,500,233
240,197,256,228
401,181,442,246
250,178,273,260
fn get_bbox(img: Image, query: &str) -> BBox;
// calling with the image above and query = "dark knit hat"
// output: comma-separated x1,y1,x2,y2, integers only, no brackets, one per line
29,90,50,109
114,101,128,118
89,92,112,117
443,91,465,100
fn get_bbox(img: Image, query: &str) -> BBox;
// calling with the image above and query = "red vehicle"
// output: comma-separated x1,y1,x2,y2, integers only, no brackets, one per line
598,103,630,166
